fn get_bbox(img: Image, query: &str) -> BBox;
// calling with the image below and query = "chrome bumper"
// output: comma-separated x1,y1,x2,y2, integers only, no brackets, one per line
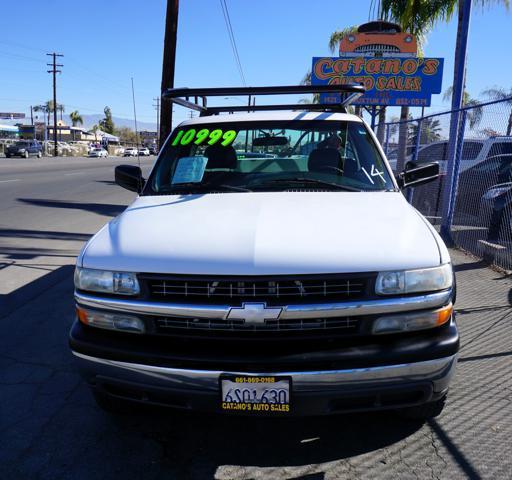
74,289,452,320
72,351,457,394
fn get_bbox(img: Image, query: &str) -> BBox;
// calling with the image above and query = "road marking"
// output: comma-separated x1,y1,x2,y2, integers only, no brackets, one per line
64,172,84,176
0,179,21,183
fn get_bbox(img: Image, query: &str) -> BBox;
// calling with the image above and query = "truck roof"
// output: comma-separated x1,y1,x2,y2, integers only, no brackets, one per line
179,110,363,127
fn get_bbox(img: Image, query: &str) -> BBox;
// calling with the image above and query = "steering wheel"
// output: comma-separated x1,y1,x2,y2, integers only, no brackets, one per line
316,165,344,175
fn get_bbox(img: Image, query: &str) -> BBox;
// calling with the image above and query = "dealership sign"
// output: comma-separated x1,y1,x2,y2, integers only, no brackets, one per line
311,56,444,107
0,112,25,119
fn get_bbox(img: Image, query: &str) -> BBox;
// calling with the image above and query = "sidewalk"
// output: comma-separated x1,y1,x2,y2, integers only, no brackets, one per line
0,248,511,479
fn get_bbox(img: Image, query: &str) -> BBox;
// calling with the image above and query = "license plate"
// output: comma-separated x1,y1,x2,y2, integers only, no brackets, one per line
220,375,291,413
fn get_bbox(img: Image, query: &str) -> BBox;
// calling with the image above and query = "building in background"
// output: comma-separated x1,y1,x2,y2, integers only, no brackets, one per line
139,130,158,147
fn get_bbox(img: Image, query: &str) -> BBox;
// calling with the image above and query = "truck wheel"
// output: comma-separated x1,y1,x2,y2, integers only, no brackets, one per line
24,151,29,158
92,390,135,414
398,394,447,420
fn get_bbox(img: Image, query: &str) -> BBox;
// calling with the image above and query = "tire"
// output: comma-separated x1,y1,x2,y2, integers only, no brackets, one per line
24,151,29,158
397,394,447,420
92,390,135,414
37,151,42,158
5,154,10,158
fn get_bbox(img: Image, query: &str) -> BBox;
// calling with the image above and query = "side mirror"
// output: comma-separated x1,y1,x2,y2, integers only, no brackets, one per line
115,165,145,193
397,162,439,189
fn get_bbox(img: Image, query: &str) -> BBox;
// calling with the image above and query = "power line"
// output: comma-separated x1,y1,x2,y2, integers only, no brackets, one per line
219,0,246,86
47,52,63,157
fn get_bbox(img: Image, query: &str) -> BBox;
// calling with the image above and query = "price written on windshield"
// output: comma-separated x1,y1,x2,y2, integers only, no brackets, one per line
172,128,238,147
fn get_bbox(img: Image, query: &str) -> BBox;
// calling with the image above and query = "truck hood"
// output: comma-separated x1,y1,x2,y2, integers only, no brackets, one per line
81,192,443,275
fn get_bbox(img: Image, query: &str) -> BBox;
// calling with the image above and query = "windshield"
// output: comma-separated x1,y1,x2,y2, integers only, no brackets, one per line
146,120,395,195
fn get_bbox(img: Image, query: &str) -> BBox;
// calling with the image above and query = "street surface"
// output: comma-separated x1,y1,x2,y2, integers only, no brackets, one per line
1,157,511,479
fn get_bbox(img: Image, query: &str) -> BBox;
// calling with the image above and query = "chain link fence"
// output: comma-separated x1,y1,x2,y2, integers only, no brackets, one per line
382,96,512,271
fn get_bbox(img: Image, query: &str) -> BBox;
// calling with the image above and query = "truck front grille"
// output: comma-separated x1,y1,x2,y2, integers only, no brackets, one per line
140,273,375,306
155,315,359,333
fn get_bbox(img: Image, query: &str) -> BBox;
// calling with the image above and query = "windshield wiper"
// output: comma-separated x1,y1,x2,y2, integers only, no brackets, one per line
165,182,252,193
253,178,363,192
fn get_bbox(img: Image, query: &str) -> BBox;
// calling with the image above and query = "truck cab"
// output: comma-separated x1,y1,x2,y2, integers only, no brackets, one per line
70,85,457,419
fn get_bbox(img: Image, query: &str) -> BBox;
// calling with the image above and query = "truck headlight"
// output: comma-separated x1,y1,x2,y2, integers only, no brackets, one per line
373,304,453,334
375,264,452,295
74,267,140,295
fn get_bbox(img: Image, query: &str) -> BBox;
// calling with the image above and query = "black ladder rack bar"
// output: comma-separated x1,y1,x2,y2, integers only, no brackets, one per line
206,103,354,114
163,84,365,115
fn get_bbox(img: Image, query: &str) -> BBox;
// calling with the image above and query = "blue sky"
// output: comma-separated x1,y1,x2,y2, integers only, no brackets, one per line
0,0,510,129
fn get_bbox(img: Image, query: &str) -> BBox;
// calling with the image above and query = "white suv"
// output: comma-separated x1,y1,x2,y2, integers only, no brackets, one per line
70,85,458,419
413,136,512,173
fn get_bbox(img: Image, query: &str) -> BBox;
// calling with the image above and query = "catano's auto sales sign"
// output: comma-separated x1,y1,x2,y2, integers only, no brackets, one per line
311,56,444,107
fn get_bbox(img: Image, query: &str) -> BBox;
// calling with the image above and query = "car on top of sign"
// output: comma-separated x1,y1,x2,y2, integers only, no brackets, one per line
339,21,418,58
69,84,457,420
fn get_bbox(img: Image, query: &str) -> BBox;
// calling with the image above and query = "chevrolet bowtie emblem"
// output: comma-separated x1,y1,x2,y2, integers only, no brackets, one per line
227,302,283,326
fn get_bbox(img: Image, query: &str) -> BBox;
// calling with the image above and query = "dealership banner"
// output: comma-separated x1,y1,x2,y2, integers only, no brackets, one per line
311,56,444,107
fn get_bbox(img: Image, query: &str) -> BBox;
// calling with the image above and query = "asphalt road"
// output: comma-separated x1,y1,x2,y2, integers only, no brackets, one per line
1,157,511,479
0,155,154,316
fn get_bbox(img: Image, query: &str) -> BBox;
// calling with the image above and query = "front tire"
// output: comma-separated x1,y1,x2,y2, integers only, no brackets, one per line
398,394,447,420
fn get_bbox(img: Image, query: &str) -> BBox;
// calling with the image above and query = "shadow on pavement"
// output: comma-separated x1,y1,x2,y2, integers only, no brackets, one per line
0,264,74,318
0,246,77,260
103,407,424,472
0,228,91,242
17,198,127,217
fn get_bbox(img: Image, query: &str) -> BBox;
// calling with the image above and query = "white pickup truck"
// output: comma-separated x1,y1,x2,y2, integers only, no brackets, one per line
70,85,458,419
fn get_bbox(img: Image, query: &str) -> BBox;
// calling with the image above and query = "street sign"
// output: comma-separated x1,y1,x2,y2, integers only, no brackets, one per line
0,112,25,119
311,56,444,107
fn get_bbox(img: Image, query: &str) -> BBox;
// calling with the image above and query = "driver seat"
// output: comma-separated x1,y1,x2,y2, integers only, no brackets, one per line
308,148,342,173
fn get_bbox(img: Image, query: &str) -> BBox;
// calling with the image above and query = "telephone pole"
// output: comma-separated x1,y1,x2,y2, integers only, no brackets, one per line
153,97,160,148
160,0,179,144
47,52,63,157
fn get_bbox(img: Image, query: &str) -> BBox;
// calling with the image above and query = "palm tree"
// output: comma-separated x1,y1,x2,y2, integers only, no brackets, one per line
57,104,65,122
443,86,483,129
69,110,84,127
91,124,99,142
382,0,509,171
481,87,512,135
328,26,359,55
409,117,443,145
380,0,457,172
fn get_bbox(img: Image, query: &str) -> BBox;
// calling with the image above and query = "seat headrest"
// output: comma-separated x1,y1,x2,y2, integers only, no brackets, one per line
308,148,342,173
204,144,237,169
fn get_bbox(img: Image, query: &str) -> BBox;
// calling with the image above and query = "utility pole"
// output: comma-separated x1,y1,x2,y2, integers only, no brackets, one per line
440,0,472,242
153,97,160,148
47,52,63,157
160,0,179,144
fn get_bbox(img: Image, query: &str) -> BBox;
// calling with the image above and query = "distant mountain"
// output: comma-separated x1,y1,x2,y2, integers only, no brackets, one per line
65,114,157,132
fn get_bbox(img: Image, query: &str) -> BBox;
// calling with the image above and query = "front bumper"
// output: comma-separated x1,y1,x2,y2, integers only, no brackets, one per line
70,317,459,415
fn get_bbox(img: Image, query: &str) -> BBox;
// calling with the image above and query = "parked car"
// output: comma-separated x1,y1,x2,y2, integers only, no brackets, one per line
88,148,108,158
412,140,512,219
5,140,42,158
409,136,512,174
123,147,138,157
148,146,158,155
70,85,457,420
138,147,150,156
479,182,512,236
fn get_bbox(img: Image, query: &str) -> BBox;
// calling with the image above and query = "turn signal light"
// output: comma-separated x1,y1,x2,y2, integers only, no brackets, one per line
76,306,145,333
373,304,453,334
